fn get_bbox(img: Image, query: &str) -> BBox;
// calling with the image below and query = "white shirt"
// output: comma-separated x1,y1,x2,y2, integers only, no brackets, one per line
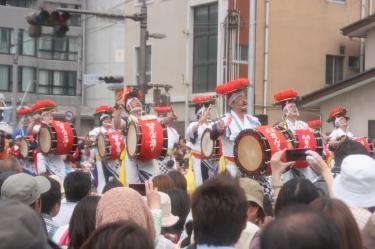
285,119,309,133
53,199,77,226
167,126,179,149
186,121,212,152
235,221,259,249
220,111,261,157
156,236,176,249
329,128,353,142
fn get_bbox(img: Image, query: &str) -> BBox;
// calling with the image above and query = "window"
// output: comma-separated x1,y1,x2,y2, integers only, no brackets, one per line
0,65,11,91
135,46,152,83
234,45,249,64
0,28,11,54
326,55,343,85
2,0,35,7
37,70,76,96
37,36,78,61
369,120,375,140
20,31,36,56
19,67,36,92
348,56,360,71
192,3,218,93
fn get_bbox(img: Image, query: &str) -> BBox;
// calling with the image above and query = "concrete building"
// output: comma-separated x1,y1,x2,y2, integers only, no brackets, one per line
0,0,91,134
301,13,375,139
122,0,372,135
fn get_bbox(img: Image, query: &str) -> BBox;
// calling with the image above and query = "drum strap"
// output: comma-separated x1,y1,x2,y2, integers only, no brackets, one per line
192,151,204,160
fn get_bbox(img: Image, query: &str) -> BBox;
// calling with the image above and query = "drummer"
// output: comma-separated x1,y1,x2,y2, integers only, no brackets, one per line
154,106,180,175
273,89,309,132
88,105,120,192
11,107,37,175
30,99,67,180
273,89,318,182
113,86,159,184
327,106,353,147
211,79,261,177
186,95,215,186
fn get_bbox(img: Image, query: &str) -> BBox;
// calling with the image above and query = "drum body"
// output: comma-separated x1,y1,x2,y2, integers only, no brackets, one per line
234,126,291,176
97,131,125,161
201,128,222,160
126,119,168,161
39,120,78,155
19,136,35,160
354,137,374,155
292,129,324,168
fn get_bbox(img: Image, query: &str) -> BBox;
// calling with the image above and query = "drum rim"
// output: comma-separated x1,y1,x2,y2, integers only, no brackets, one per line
158,122,168,160
234,128,269,177
39,123,55,155
19,138,30,158
125,121,141,160
200,128,214,158
97,133,108,159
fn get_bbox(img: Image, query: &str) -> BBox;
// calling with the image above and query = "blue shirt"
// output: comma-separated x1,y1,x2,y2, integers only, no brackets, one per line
12,127,28,141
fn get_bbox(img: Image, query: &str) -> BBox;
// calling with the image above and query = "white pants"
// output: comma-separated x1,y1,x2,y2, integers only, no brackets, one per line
192,157,203,187
37,153,66,180
125,154,158,184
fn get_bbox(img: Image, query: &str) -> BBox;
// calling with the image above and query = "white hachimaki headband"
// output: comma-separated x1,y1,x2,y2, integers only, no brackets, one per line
228,91,245,106
100,113,111,121
126,97,138,111
196,106,206,115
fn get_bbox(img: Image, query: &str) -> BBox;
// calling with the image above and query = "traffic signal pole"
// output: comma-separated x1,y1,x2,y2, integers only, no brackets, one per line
139,0,148,102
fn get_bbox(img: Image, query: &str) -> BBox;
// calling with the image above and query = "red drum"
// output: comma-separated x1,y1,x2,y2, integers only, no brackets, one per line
126,119,168,161
292,129,324,168
97,131,125,161
201,128,222,160
234,126,292,176
39,120,78,155
354,137,374,155
19,136,35,160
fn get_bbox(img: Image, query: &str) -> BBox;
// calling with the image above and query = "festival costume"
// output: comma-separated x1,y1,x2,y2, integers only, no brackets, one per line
327,106,354,141
273,89,319,183
154,106,180,175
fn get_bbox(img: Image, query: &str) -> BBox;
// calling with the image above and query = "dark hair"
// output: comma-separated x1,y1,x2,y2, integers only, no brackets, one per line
163,188,190,236
41,177,62,215
102,179,123,194
68,195,100,249
192,175,247,246
0,158,21,174
167,170,187,191
64,171,91,202
80,220,153,249
333,139,369,173
152,175,175,192
274,178,319,216
310,198,363,249
261,206,342,249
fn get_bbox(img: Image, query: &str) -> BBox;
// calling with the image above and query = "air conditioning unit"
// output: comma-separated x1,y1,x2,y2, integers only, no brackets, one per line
348,56,360,70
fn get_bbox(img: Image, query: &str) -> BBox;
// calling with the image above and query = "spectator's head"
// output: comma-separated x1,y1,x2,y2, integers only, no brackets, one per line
64,171,91,202
102,179,123,194
152,174,175,192
159,192,179,228
167,170,187,191
0,200,53,249
274,178,319,216
333,154,375,209
163,188,190,236
362,212,375,249
69,195,101,249
192,175,247,246
96,187,155,240
0,171,15,196
41,176,62,217
334,138,369,171
239,178,266,225
1,173,50,213
310,198,363,249
81,221,153,249
261,207,342,249
0,158,22,174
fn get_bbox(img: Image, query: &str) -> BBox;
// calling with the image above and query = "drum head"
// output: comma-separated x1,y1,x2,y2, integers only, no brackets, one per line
39,126,52,154
201,129,214,158
126,123,138,157
19,139,29,158
97,134,106,158
235,132,263,173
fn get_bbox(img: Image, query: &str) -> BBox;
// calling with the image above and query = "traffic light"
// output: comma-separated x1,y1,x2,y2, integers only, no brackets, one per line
99,76,124,83
26,9,70,37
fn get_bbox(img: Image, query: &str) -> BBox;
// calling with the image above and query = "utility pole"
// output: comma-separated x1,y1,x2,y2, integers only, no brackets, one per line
247,0,256,115
139,0,148,102
11,27,19,128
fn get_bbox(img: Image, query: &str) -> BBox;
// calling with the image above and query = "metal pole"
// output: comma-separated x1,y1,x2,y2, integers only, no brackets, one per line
139,0,148,101
11,27,19,128
360,0,366,72
247,0,256,115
